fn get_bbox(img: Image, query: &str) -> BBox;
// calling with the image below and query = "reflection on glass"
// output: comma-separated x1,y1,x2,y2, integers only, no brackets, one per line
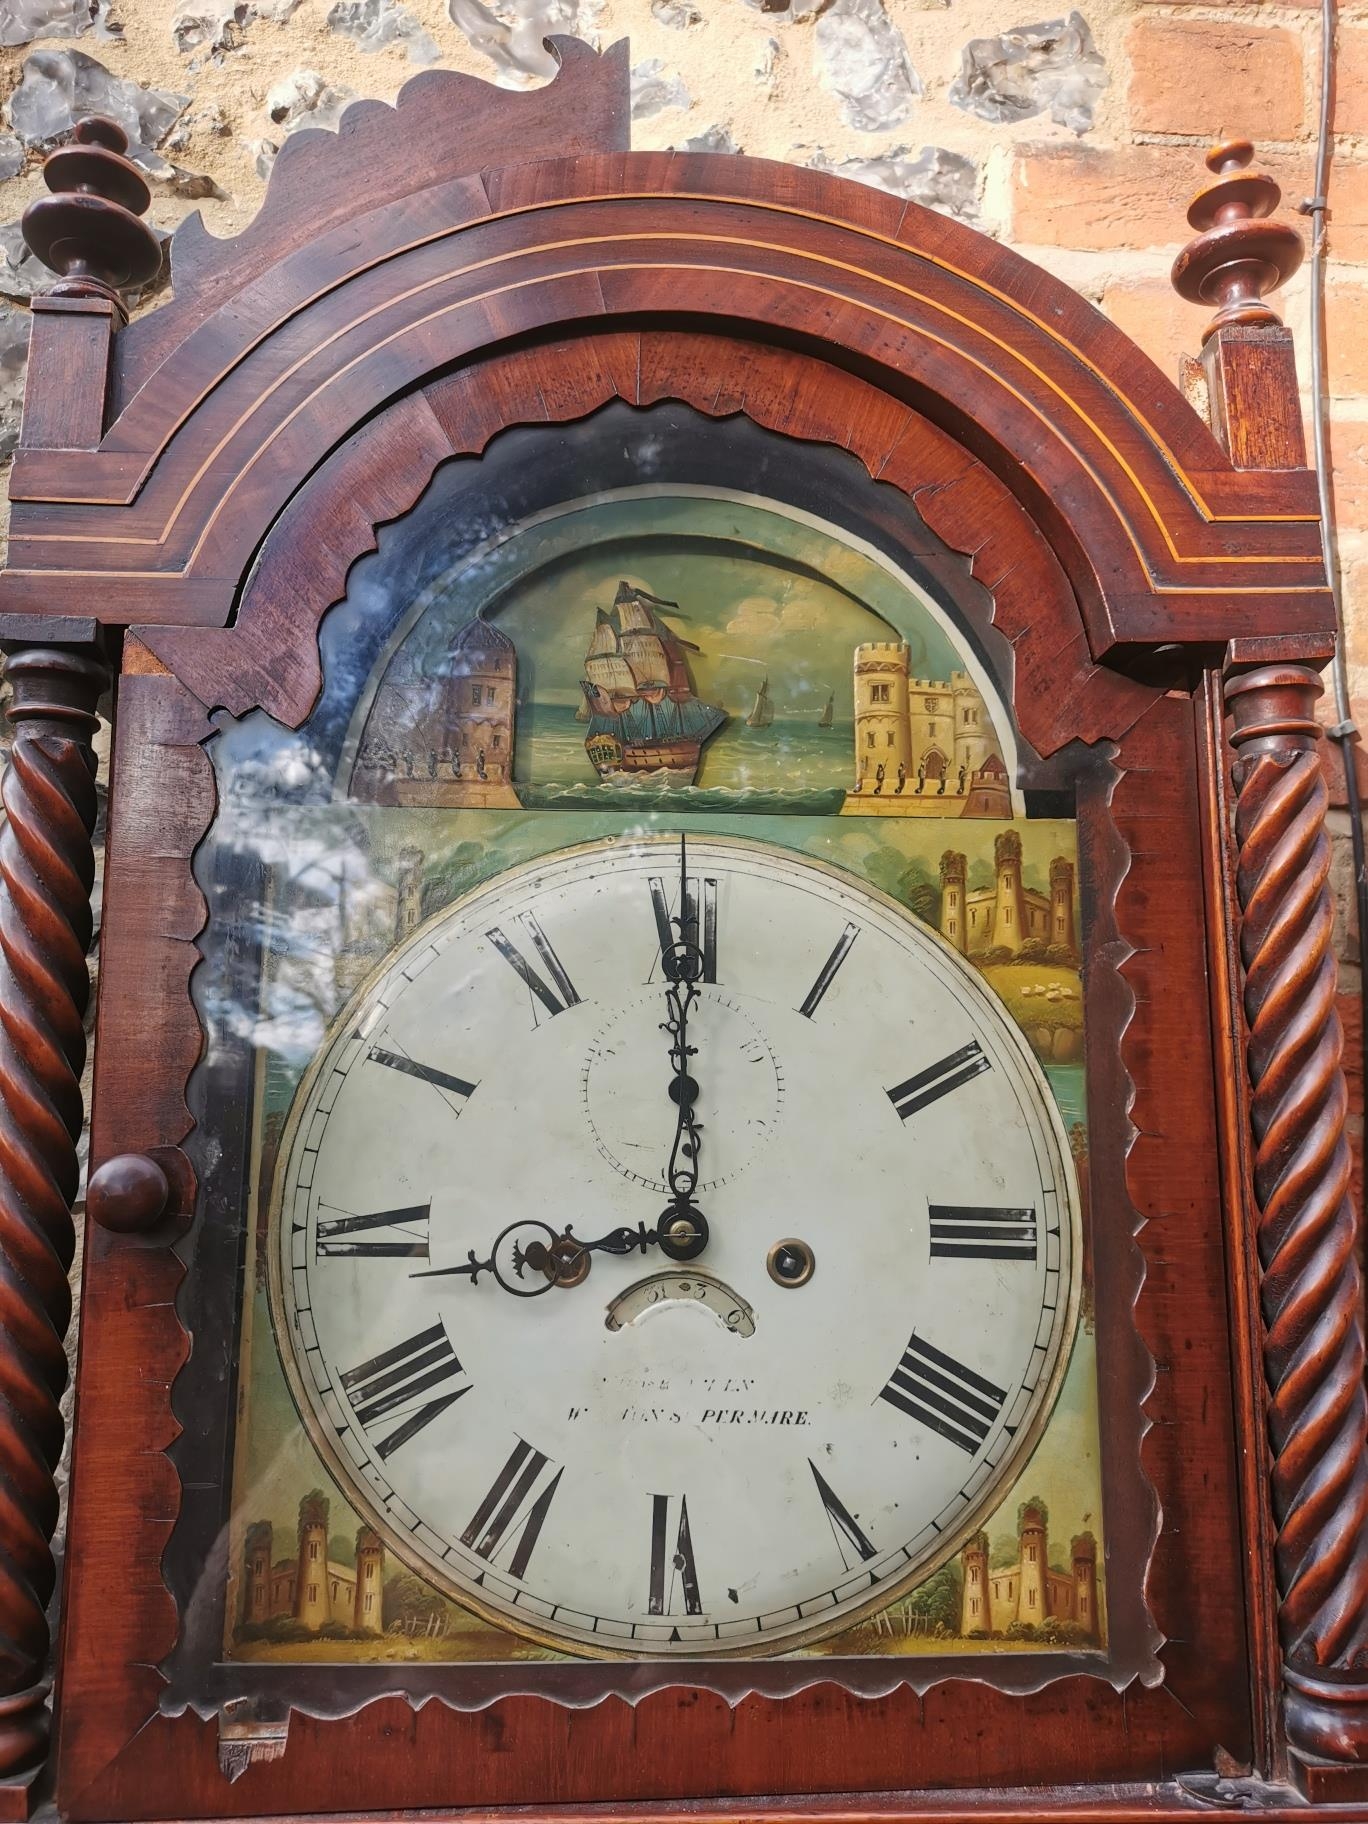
168,415,1111,1717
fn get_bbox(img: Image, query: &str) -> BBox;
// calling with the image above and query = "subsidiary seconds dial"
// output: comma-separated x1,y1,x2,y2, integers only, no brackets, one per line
270,833,1081,1657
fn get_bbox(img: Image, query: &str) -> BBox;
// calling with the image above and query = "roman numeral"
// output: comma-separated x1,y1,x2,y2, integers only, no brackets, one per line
695,877,717,985
487,918,581,1018
367,1046,477,1102
340,1322,470,1460
648,1492,702,1617
809,1459,876,1568
887,1041,991,1121
798,921,860,1018
878,1333,1008,1455
461,1440,563,1579
316,1203,430,1259
929,1204,1038,1261
649,875,718,983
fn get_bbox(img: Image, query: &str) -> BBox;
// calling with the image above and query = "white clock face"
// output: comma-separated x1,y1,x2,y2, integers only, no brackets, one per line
270,833,1080,1657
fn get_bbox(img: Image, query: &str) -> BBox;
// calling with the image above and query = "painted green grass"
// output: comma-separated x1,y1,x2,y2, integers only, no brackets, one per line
982,962,1084,1032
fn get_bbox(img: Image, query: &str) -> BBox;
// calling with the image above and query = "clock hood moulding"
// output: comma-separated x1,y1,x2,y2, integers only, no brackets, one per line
0,42,1329,665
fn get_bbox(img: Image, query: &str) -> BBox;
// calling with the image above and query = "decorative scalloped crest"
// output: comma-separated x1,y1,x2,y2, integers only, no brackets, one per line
164,38,629,320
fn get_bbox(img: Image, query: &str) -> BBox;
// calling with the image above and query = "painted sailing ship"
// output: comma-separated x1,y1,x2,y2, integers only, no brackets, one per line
817,689,834,729
746,675,774,730
580,582,727,781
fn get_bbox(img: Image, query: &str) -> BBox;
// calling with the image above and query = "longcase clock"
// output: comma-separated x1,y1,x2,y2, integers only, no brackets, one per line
0,45,1363,1824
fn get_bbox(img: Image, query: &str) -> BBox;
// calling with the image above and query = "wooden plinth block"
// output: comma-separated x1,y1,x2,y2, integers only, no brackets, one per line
1287,1667,1368,1799
1204,326,1307,471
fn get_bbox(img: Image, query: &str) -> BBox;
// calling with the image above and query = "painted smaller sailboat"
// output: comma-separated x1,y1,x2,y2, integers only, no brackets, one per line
817,689,834,729
747,675,774,730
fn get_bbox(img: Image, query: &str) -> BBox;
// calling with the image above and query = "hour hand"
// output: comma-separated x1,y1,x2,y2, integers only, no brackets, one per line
529,1211,708,1273
521,1221,658,1285
410,1220,562,1299
411,1249,493,1284
413,1207,709,1299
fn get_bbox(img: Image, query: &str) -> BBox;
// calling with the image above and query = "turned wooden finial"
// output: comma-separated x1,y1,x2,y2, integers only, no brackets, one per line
21,116,161,319
1172,139,1304,344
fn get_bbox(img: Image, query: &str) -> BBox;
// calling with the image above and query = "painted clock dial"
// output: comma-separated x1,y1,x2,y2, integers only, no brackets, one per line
269,833,1080,1657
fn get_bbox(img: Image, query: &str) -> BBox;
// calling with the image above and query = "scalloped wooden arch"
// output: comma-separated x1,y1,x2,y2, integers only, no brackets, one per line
0,42,1328,665
138,331,1160,761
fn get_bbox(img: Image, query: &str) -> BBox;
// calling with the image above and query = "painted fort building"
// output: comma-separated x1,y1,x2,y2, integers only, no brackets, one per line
959,1503,1100,1641
848,641,1012,817
939,833,1077,960
242,1496,386,1636
354,613,520,809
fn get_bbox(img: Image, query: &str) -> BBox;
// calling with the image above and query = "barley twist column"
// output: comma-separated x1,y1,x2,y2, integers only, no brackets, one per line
1225,660,1368,1774
0,641,106,1784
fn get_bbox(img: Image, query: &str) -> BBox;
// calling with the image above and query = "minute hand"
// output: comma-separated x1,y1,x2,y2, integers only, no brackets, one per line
664,972,701,1204
655,833,709,1260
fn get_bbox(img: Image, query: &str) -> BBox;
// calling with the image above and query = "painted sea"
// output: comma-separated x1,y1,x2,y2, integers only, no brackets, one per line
514,700,853,814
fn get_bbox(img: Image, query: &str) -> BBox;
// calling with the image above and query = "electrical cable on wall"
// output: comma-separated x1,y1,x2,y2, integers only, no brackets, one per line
1301,0,1368,1195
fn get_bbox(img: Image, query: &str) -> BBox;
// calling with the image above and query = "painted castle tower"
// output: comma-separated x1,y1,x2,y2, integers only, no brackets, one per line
244,1520,273,1626
239,1494,387,1635
939,835,1078,959
396,845,424,939
849,642,1011,817
294,1491,331,1630
428,616,519,807
959,1503,1099,1640
354,1525,385,1636
1050,855,1077,952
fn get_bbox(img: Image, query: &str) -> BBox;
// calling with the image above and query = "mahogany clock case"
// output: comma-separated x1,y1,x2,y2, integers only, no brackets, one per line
0,41,1352,1824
